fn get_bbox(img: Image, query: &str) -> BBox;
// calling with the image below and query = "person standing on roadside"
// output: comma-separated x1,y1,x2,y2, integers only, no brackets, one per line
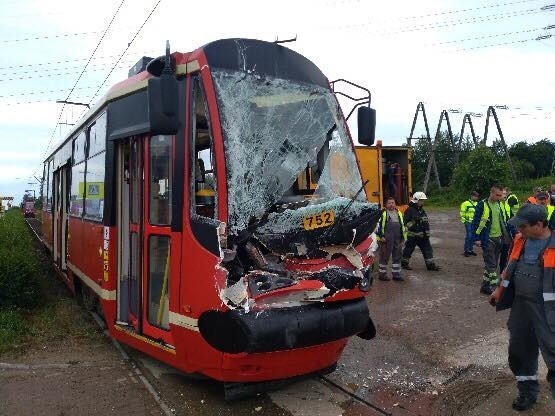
473,184,511,295
504,187,520,218
490,204,555,411
460,191,480,257
401,192,441,271
376,197,407,281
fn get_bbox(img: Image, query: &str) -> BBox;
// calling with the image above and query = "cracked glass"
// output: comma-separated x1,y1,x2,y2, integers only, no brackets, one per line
212,69,367,234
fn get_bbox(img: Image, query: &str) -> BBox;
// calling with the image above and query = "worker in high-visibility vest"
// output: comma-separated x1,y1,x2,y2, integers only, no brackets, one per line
460,191,480,257
473,185,512,295
376,197,407,281
490,204,555,411
535,189,554,220
502,187,519,219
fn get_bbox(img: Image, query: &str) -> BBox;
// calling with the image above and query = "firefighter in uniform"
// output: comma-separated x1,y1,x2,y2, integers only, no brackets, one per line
376,197,407,281
401,192,441,271
473,184,512,295
490,204,555,411
460,191,479,257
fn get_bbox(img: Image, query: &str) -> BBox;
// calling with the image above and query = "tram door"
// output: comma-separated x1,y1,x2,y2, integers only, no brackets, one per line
53,171,60,263
52,167,69,269
59,167,69,270
118,136,173,345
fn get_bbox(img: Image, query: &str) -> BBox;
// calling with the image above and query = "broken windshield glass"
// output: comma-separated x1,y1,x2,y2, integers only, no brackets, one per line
212,69,366,233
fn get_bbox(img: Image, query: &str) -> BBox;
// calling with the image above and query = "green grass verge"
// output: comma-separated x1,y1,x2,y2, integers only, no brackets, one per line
0,208,100,355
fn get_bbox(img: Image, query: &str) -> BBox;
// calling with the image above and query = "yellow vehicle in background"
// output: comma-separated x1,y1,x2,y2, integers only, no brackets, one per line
355,140,412,209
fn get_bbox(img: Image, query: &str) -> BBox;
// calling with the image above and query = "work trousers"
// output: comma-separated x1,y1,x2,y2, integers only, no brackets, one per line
402,236,434,263
482,236,502,285
508,298,555,399
378,226,402,278
463,222,474,253
499,242,511,274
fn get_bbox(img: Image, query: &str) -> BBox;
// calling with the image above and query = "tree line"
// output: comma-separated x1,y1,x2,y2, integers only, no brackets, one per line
411,134,555,196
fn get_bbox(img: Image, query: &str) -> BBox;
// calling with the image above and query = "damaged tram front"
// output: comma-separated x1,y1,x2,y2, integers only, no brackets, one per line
41,38,382,398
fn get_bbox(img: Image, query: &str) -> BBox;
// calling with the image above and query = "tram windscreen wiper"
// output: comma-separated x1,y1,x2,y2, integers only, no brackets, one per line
317,179,369,245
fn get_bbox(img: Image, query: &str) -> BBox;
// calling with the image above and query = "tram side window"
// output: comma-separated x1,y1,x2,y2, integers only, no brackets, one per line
70,162,85,217
83,117,106,222
41,164,46,210
46,160,53,211
88,112,106,156
73,131,87,164
149,135,172,225
191,77,217,219
84,151,105,221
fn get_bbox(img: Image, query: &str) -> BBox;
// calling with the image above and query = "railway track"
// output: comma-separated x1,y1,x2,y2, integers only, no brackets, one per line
26,216,392,416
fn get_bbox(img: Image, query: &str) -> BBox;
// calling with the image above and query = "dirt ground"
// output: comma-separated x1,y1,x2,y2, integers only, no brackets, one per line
3,210,554,415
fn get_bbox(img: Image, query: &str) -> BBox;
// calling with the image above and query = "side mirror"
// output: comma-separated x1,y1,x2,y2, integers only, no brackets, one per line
147,41,179,135
148,72,179,135
357,106,376,146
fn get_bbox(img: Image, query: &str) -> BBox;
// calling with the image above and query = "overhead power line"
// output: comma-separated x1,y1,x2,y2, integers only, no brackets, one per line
1,30,103,44
0,56,140,77
65,0,126,101
35,0,127,173
86,0,164,106
331,3,547,33
0,50,157,70
0,64,128,82
427,27,543,46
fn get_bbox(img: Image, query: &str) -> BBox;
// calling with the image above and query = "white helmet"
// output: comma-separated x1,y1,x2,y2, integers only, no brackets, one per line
412,191,428,202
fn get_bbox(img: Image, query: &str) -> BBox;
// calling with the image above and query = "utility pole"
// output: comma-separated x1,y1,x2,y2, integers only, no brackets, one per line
423,110,454,193
407,102,441,190
483,106,517,183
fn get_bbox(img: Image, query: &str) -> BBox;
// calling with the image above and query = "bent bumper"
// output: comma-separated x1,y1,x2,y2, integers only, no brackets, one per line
198,298,373,354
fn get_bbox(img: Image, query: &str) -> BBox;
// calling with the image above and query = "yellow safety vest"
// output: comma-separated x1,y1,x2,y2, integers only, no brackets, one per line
475,200,508,236
460,199,477,223
378,209,407,240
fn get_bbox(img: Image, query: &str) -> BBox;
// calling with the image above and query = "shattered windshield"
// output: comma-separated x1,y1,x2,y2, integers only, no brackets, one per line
212,69,366,233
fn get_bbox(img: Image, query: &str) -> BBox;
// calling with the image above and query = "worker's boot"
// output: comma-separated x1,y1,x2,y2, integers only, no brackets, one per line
512,393,537,411
392,272,404,281
425,261,441,271
480,280,493,295
378,265,390,281
401,258,411,270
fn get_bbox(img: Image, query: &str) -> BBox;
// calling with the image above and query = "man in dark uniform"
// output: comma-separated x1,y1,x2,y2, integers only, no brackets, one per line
401,191,441,271
490,204,555,411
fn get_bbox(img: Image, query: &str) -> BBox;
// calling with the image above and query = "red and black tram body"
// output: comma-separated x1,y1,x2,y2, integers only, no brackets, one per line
40,39,381,394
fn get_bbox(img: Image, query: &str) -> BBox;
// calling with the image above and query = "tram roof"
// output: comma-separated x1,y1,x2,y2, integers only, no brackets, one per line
45,38,328,162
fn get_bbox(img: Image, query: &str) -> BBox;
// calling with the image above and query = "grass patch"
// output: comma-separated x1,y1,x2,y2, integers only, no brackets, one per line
0,208,101,355
0,309,28,354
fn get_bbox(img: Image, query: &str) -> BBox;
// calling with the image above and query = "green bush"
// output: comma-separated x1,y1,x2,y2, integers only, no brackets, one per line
0,209,41,309
451,146,510,197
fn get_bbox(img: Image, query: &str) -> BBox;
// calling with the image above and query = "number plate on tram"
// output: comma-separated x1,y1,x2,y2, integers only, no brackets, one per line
302,210,335,230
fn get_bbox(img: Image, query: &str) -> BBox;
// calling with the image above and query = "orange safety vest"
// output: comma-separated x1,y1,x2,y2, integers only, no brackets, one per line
498,232,555,331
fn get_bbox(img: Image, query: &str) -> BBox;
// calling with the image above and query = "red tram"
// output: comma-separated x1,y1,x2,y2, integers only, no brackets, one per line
40,38,381,398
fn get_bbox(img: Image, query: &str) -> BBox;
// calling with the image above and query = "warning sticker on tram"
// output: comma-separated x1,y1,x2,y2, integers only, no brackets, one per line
302,210,335,231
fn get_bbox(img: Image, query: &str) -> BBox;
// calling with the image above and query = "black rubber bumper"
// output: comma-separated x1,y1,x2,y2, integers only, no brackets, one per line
198,298,374,354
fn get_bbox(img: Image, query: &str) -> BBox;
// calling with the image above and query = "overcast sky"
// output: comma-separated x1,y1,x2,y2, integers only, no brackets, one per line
1,0,554,204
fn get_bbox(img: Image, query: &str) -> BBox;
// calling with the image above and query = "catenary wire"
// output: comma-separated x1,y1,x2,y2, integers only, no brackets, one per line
33,0,127,175
86,0,164,106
